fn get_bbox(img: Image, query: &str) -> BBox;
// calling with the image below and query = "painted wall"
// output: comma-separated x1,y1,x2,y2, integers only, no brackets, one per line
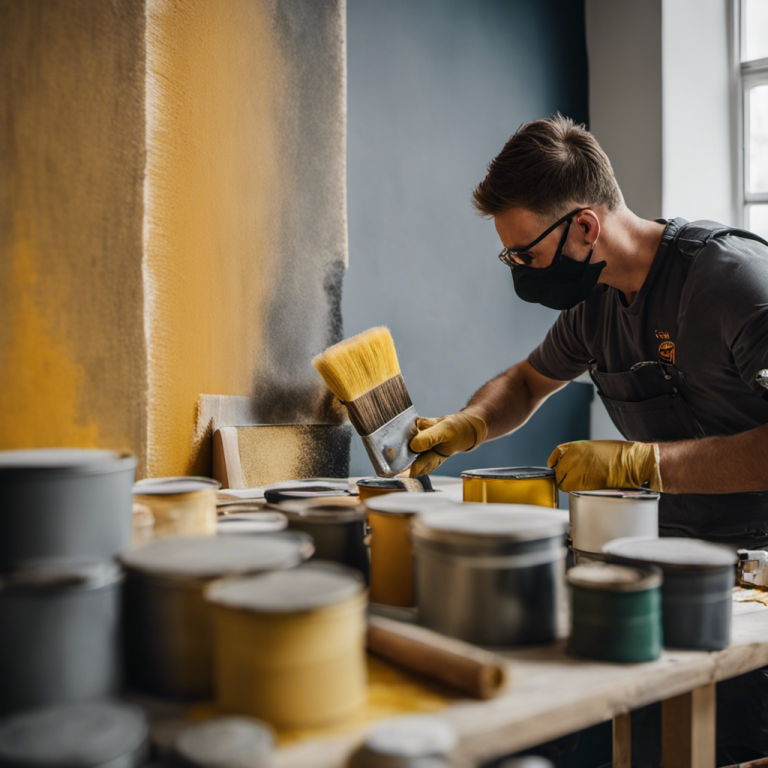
343,0,592,476
0,1,148,464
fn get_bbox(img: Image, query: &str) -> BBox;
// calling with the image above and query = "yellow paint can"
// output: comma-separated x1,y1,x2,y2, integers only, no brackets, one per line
461,467,557,507
363,494,456,607
207,563,367,730
133,477,220,538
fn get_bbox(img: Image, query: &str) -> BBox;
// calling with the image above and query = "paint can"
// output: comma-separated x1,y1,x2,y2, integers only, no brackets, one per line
262,478,352,504
120,533,313,699
569,489,659,559
0,701,148,768
0,561,123,714
346,716,457,768
169,717,275,768
602,536,738,650
356,476,433,502
363,494,458,607
207,562,367,729
216,510,288,535
132,503,154,548
567,562,662,663
133,477,220,539
461,467,558,507
274,499,370,581
0,449,136,569
413,505,567,645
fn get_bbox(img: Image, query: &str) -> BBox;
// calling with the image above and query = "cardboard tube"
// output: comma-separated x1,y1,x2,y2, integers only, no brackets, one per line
366,615,510,700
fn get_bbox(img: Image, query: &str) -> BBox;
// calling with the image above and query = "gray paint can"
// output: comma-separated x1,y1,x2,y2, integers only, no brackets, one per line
0,449,136,569
0,562,124,714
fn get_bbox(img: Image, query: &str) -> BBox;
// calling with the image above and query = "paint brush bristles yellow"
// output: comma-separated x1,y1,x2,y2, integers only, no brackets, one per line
312,327,419,477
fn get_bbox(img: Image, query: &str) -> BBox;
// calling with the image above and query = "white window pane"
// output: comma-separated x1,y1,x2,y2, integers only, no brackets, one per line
748,84,768,193
748,204,768,240
744,0,768,61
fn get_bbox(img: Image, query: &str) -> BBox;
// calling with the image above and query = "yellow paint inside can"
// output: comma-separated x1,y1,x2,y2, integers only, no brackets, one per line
367,510,415,607
208,565,367,730
462,467,557,507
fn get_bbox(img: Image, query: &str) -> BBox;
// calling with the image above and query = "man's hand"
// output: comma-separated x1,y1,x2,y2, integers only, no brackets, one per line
409,406,489,477
547,439,662,492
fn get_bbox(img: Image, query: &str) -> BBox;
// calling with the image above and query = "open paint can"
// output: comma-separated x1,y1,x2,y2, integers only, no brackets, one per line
207,562,367,729
0,701,148,768
567,562,662,663
0,561,124,714
603,536,738,650
0,449,136,569
216,510,288,535
356,476,433,502
413,504,567,645
120,533,313,699
363,494,457,606
461,467,558,507
133,477,220,538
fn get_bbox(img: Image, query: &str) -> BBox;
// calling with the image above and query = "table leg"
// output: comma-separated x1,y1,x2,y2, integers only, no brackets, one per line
661,683,716,768
612,712,631,768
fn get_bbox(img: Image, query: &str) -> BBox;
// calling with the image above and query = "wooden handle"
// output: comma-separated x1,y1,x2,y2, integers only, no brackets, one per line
366,615,510,699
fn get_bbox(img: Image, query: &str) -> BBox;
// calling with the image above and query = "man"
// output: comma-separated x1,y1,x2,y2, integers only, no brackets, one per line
409,114,768,763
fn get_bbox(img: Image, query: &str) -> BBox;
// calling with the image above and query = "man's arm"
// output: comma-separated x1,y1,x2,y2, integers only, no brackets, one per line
467,358,569,440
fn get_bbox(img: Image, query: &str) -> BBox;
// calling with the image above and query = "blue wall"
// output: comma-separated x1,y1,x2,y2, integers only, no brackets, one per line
343,0,591,480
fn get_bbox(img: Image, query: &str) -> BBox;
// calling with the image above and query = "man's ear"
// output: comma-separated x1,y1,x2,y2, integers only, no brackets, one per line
577,209,600,244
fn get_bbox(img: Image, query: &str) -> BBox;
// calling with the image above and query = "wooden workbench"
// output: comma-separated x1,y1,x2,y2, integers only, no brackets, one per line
274,589,768,768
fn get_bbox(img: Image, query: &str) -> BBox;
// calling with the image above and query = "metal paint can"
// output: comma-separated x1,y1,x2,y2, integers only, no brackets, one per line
567,562,662,663
0,561,123,714
133,477,220,539
461,467,558,507
0,449,136,569
357,476,433,502
413,505,567,645
275,499,370,581
216,511,288,535
603,537,738,650
207,562,367,729
120,533,313,699
346,716,457,768
170,717,275,768
569,489,659,559
0,701,148,768
363,494,458,607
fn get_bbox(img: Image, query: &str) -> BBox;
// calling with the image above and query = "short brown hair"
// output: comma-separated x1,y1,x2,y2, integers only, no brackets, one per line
472,114,624,220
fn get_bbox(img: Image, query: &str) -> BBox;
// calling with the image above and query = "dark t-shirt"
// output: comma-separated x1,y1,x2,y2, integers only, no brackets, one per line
529,218,768,438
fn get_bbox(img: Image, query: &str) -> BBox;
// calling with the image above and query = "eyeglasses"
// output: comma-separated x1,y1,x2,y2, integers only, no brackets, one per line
498,207,587,269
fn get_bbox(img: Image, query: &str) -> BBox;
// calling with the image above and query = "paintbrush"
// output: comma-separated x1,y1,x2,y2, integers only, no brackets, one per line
312,327,419,477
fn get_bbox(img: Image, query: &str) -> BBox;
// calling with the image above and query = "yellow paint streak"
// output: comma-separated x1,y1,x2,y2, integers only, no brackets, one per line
0,227,100,447
145,0,286,476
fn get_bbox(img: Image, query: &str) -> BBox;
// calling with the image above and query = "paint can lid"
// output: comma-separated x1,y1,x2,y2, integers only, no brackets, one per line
206,561,365,613
461,467,555,480
357,476,434,492
567,562,662,592
263,478,352,504
413,504,567,544
133,477,221,496
602,536,738,569
0,701,148,767
271,498,366,523
171,717,274,768
0,561,123,593
354,716,457,759
0,449,136,477
570,488,660,501
364,493,457,517
120,533,313,579
216,511,288,535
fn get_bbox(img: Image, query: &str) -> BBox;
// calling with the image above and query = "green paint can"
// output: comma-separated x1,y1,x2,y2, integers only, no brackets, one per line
567,562,662,663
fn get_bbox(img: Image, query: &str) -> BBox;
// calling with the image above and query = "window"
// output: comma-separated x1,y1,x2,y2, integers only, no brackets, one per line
736,0,768,239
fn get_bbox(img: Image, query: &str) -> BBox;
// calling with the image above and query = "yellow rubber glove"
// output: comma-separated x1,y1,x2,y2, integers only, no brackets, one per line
547,439,662,492
409,406,489,477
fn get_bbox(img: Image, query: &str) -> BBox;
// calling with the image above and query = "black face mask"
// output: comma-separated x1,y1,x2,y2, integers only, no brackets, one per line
498,208,606,311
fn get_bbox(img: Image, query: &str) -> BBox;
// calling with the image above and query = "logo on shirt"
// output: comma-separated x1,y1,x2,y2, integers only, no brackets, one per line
659,341,675,365
655,330,670,340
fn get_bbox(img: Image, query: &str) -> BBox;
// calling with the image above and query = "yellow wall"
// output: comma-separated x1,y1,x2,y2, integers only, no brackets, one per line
0,0,348,477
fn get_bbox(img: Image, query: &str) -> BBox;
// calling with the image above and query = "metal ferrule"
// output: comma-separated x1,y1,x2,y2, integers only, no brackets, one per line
361,406,419,477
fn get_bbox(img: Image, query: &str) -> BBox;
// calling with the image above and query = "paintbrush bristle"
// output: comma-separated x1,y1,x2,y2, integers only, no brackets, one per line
312,327,401,402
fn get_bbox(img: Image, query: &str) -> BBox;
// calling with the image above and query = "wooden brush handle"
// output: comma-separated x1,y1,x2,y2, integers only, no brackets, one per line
366,615,510,700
